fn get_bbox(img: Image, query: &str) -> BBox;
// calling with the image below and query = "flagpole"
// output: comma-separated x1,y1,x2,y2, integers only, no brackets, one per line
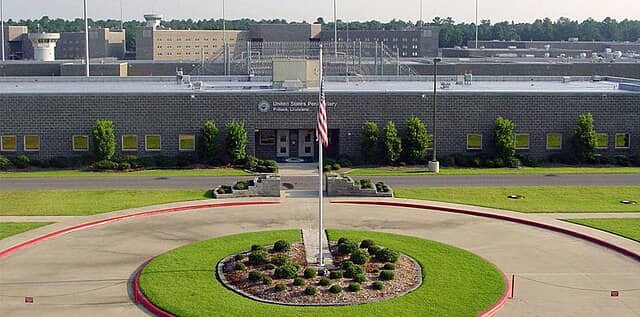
318,44,324,267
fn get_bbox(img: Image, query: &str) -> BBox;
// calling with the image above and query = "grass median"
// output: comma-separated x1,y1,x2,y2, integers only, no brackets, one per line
347,167,640,177
564,218,640,242
0,168,251,178
0,190,211,216
395,186,640,213
0,222,53,240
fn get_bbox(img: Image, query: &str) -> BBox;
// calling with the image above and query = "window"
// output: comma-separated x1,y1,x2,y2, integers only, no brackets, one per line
1,136,17,152
122,135,138,151
615,133,630,149
260,130,276,145
179,135,195,151
515,134,530,150
466,134,482,150
546,133,562,150
596,133,608,149
145,135,162,151
72,135,89,151
24,135,40,151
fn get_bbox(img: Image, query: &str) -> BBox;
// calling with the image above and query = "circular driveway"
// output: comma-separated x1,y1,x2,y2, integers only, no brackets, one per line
0,197,639,317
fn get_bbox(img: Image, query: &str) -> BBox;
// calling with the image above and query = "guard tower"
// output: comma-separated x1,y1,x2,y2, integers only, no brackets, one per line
28,33,60,61
144,14,163,29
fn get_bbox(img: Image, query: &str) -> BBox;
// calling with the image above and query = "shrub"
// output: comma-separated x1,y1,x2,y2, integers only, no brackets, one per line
244,155,259,170
226,120,248,163
375,182,390,193
271,253,291,266
343,262,364,278
119,162,132,170
274,264,299,279
304,268,317,279
405,116,429,164
573,113,598,163
318,278,331,286
329,284,343,293
94,160,119,170
200,120,219,162
383,121,402,164
274,284,287,292
376,248,400,263
92,120,116,161
383,263,396,270
262,276,273,285
118,155,141,168
265,263,276,270
361,122,380,163
304,286,317,296
248,270,262,282
359,179,373,189
12,155,30,169
379,270,395,281
323,164,332,172
251,245,266,252
371,268,380,274
233,181,249,190
494,116,516,163
248,250,269,266
293,277,305,286
337,237,350,245
235,262,247,271
350,249,371,265
372,281,385,290
337,156,353,168
331,163,341,171
234,254,245,261
368,245,382,256
353,274,366,283
337,240,359,255
273,240,291,253
329,270,343,279
0,155,10,171
360,239,375,249
348,282,361,292
507,157,521,168
217,185,233,195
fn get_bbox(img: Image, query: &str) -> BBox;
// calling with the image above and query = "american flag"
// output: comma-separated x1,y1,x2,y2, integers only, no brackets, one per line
317,78,329,148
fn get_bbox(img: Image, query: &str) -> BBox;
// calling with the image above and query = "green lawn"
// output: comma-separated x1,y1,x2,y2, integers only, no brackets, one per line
0,190,211,216
139,230,505,317
0,168,251,178
0,222,53,240
395,186,640,213
347,167,640,177
564,218,640,242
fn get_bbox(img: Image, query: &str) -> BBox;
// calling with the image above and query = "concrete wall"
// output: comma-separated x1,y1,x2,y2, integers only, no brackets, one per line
249,24,321,41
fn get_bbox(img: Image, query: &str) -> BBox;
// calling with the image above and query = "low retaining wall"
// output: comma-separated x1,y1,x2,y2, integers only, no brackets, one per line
326,174,393,198
213,175,281,198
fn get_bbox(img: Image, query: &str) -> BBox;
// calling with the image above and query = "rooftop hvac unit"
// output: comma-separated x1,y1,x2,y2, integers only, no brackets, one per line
592,75,602,82
562,76,571,83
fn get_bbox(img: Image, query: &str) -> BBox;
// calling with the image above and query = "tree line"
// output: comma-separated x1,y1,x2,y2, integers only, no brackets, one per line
5,16,640,50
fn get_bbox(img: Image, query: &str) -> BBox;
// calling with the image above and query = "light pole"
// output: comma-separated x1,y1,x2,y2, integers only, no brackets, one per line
84,0,90,77
333,0,337,59
419,0,423,28
475,0,479,48
222,0,227,76
1,0,5,62
428,58,441,173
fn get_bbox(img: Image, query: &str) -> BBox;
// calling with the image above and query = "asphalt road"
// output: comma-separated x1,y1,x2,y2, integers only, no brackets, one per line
0,173,639,190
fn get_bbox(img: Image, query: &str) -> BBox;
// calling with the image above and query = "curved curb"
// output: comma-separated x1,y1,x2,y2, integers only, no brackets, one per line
0,201,280,260
476,264,511,317
133,259,175,317
332,200,640,262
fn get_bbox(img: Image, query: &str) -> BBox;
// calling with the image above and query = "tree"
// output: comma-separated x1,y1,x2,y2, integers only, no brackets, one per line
573,113,598,162
199,120,219,162
383,121,402,165
225,120,248,163
360,122,379,163
494,116,516,163
404,116,429,164
92,120,115,161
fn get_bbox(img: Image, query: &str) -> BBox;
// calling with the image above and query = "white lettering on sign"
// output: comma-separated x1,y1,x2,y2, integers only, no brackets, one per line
264,101,337,113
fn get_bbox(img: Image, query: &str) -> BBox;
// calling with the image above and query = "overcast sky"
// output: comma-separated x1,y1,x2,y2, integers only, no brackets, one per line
4,0,640,23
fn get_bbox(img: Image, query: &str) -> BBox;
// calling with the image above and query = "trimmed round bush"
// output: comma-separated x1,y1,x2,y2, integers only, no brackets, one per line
304,286,318,296
248,250,269,266
262,276,273,285
360,239,376,249
234,254,245,261
318,278,331,286
337,237,350,245
372,268,380,274
368,245,382,256
376,248,400,263
274,284,287,292
372,281,385,290
343,262,364,278
350,249,371,265
348,282,361,292
379,270,395,281
383,263,396,270
251,245,266,252
0,156,11,171
264,263,276,270
293,277,305,286
329,270,343,279
271,253,291,266
304,268,317,279
12,155,30,169
337,240,359,255
273,240,291,253
234,262,246,271
329,284,343,294
248,270,262,282
353,274,366,283
274,264,298,279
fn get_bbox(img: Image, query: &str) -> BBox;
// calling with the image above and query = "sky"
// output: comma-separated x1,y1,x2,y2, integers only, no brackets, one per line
3,0,640,23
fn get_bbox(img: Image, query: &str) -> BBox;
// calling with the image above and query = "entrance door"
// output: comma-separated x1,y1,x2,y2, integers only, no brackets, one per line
276,130,290,158
298,130,315,158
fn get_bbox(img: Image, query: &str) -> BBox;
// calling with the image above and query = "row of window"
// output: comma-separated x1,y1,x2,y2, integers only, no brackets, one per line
0,135,197,152
463,133,632,150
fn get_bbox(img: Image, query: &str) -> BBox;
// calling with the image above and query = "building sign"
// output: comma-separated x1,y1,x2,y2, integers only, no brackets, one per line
258,100,337,113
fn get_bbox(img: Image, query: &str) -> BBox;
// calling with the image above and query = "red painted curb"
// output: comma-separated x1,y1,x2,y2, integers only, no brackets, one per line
133,259,175,317
0,201,280,260
477,267,511,317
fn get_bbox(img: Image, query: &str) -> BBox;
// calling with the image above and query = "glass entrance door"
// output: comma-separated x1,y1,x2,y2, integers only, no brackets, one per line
276,130,290,158
298,130,315,158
